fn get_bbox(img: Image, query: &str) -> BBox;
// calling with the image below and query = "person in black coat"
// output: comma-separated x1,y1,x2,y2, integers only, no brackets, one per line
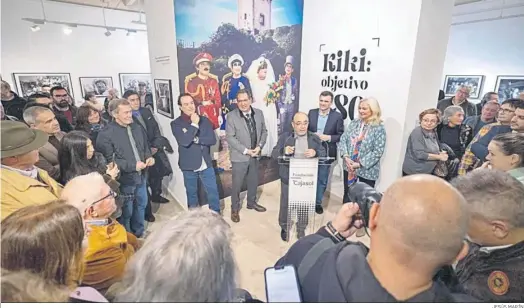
124,90,174,221
1,80,27,121
307,91,344,214
75,104,106,148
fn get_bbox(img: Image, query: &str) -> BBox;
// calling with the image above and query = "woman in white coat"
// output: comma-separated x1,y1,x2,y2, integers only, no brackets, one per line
246,56,278,157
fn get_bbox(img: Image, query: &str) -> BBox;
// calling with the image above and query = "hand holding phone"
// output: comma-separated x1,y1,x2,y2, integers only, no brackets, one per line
264,265,302,303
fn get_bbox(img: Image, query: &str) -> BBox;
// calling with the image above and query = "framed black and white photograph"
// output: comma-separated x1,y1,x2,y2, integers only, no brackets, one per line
495,75,524,102
154,79,174,119
443,75,484,99
119,73,152,95
79,77,113,97
13,73,73,98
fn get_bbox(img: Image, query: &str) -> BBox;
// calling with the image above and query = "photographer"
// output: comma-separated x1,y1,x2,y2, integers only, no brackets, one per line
275,175,474,302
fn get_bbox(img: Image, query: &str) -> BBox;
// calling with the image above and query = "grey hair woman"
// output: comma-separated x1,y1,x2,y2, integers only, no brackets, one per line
112,209,237,302
437,105,472,160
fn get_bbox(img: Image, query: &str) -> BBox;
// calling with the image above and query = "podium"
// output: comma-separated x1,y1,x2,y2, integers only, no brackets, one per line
278,154,334,241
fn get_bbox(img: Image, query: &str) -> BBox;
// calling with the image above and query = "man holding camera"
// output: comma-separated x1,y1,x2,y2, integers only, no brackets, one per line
275,175,474,302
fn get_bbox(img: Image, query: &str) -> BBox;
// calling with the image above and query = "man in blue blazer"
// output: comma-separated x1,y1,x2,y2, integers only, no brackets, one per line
171,93,220,213
307,91,344,214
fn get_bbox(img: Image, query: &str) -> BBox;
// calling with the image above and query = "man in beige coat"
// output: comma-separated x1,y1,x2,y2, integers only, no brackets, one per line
23,106,66,181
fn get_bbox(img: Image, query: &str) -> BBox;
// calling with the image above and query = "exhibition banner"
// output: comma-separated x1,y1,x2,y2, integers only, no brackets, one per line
287,158,319,232
173,0,305,201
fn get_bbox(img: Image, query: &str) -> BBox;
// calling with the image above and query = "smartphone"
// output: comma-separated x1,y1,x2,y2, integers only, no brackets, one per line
264,265,302,303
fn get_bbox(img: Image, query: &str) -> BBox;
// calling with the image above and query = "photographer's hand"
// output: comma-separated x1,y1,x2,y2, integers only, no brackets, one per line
330,203,364,238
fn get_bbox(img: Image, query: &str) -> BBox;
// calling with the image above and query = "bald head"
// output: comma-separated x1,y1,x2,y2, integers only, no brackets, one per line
377,175,469,267
61,173,107,215
292,112,309,136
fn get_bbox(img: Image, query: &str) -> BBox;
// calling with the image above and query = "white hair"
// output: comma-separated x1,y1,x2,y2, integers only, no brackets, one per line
113,209,238,302
442,106,463,125
61,172,106,213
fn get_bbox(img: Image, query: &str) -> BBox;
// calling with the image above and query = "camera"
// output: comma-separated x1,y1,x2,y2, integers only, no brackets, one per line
346,182,382,226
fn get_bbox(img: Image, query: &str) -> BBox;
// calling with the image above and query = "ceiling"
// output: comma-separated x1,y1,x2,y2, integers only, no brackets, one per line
48,0,484,13
47,0,144,12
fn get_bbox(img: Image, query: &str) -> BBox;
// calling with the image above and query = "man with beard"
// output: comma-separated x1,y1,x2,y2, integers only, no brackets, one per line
277,56,299,133
50,86,78,128
437,85,476,118
184,52,222,130
1,80,27,121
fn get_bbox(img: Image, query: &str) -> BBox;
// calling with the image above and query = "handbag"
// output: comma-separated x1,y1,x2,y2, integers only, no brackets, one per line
433,142,448,178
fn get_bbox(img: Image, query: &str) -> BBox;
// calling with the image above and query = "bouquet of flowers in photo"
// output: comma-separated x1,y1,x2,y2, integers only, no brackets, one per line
264,75,286,106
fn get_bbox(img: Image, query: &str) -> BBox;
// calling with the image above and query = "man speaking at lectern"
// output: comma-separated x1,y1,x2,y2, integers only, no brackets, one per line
272,112,326,242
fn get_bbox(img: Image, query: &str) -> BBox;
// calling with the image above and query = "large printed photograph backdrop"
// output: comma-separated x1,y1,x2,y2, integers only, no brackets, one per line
174,0,304,200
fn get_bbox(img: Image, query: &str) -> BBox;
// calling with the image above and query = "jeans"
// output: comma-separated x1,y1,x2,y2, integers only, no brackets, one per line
182,167,220,213
342,171,376,203
118,175,148,238
316,164,331,208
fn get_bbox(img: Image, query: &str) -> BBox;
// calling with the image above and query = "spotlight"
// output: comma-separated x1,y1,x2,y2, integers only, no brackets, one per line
104,29,112,37
126,30,136,37
63,26,72,35
30,24,41,32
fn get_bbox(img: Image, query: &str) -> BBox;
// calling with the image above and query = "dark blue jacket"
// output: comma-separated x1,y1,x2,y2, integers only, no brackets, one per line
307,108,344,163
275,228,476,303
470,125,512,161
171,115,216,171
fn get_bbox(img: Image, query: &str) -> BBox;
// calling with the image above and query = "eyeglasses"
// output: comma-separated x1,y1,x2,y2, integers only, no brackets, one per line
499,108,515,114
293,121,309,127
90,189,117,206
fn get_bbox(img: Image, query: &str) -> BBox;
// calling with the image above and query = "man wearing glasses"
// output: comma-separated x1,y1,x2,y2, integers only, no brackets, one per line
437,85,477,118
61,172,141,294
458,98,521,175
272,112,326,242
50,86,78,128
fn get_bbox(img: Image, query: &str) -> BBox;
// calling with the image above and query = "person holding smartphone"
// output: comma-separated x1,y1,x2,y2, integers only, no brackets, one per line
274,175,474,303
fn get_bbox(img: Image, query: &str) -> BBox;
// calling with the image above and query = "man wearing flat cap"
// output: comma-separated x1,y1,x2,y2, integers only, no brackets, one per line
221,54,252,120
277,55,299,134
0,121,62,220
184,52,222,130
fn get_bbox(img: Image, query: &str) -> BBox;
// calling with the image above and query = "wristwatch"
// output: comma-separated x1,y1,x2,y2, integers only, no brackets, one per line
326,221,346,243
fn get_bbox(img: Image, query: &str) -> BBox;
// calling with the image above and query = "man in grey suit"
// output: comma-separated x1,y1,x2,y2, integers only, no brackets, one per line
226,89,268,223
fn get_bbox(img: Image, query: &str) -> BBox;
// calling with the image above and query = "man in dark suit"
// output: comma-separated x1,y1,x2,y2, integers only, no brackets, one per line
272,112,326,241
124,90,174,222
171,93,220,214
307,91,344,214
226,89,268,223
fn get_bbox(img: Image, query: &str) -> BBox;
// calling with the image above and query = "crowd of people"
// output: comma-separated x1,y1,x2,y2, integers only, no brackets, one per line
1,77,524,302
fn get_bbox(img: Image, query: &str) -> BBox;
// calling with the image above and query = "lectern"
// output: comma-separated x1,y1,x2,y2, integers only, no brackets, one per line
278,153,334,241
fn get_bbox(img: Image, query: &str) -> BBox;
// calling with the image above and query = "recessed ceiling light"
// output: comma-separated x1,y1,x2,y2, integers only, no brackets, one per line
63,26,72,35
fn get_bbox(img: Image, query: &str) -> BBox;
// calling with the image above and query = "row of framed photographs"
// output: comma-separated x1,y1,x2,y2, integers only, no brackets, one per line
11,73,175,119
443,75,524,101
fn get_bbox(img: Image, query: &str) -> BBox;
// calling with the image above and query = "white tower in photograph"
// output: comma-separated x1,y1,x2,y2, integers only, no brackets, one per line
237,0,272,33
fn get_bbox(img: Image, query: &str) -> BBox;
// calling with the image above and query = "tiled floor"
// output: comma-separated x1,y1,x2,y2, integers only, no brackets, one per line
148,178,369,302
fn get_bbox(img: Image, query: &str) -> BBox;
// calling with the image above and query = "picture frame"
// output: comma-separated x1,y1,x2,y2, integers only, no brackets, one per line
495,75,524,102
79,77,114,98
154,79,174,119
13,73,73,98
443,75,484,99
119,73,152,95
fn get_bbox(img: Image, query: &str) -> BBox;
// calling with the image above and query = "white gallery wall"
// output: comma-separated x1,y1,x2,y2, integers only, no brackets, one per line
444,0,524,102
1,0,149,104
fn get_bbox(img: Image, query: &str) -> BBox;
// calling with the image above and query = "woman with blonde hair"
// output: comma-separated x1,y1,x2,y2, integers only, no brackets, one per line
339,97,386,195
402,108,448,176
